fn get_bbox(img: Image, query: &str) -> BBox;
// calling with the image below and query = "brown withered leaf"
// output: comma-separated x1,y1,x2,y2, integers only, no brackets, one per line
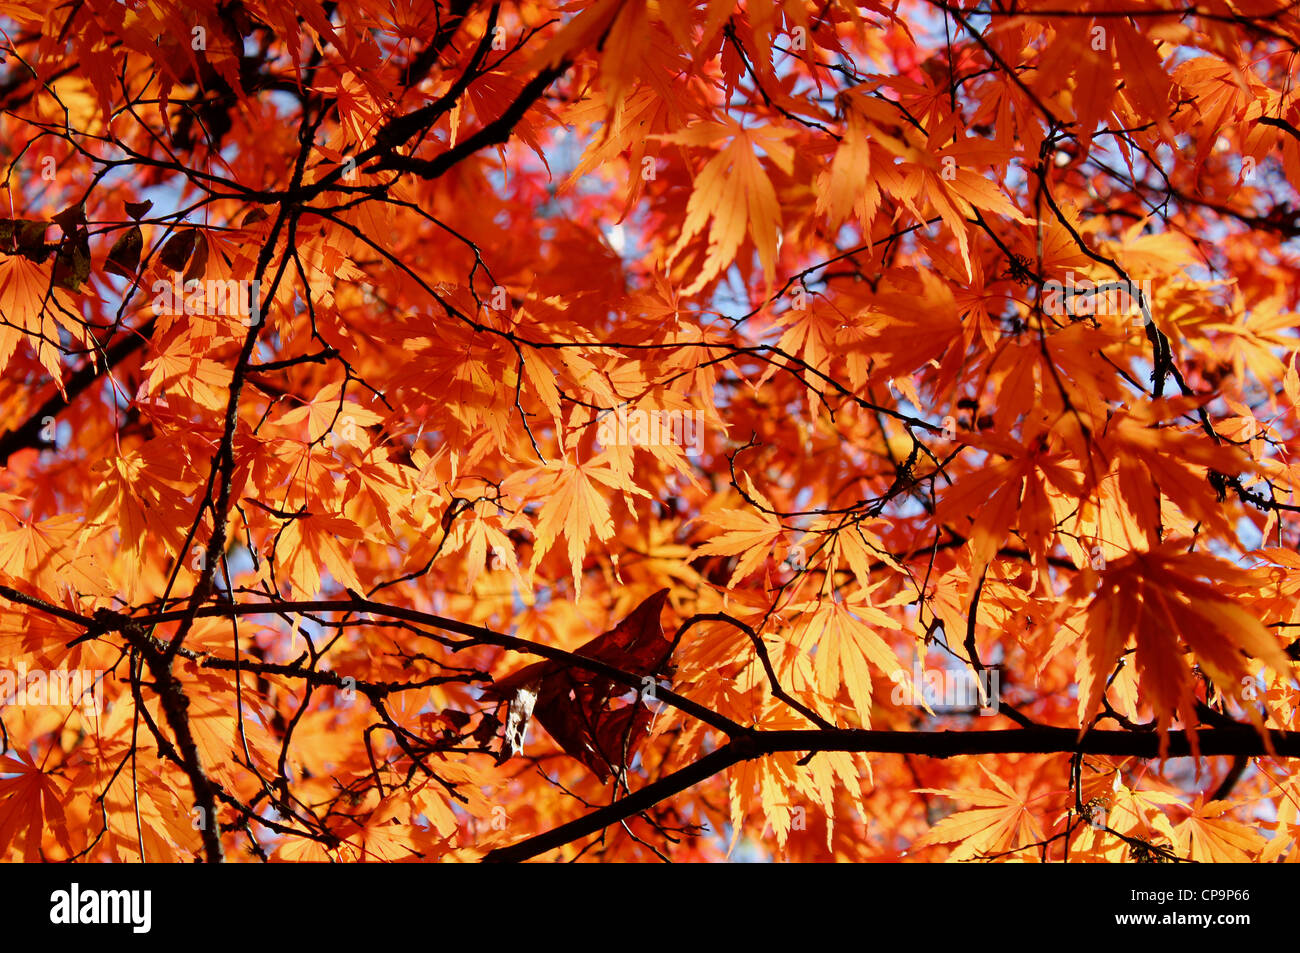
482,588,675,780
472,710,501,748
104,225,143,278
158,228,198,272
183,234,209,283
52,225,90,291
0,219,50,261
51,204,85,232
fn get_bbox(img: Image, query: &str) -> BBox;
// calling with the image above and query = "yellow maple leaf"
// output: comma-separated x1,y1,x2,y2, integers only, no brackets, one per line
278,512,365,596
913,765,1045,861
1175,798,1267,862
656,119,794,294
278,382,384,444
791,595,902,722
526,459,626,598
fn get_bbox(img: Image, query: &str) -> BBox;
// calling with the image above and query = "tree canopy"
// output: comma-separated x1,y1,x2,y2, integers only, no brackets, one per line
2,0,1300,863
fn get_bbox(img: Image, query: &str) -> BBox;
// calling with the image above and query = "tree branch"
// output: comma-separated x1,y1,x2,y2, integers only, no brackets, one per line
484,725,1300,862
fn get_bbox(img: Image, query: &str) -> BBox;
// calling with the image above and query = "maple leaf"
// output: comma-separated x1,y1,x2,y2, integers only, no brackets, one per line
518,458,633,598
1175,798,1268,863
0,255,84,392
278,512,366,596
1072,545,1293,755
939,421,1084,582
790,595,903,723
693,475,785,587
913,765,1045,861
1110,25,1175,142
656,119,795,293
141,335,234,410
482,588,675,780
818,92,878,228
278,382,384,445
0,752,74,862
